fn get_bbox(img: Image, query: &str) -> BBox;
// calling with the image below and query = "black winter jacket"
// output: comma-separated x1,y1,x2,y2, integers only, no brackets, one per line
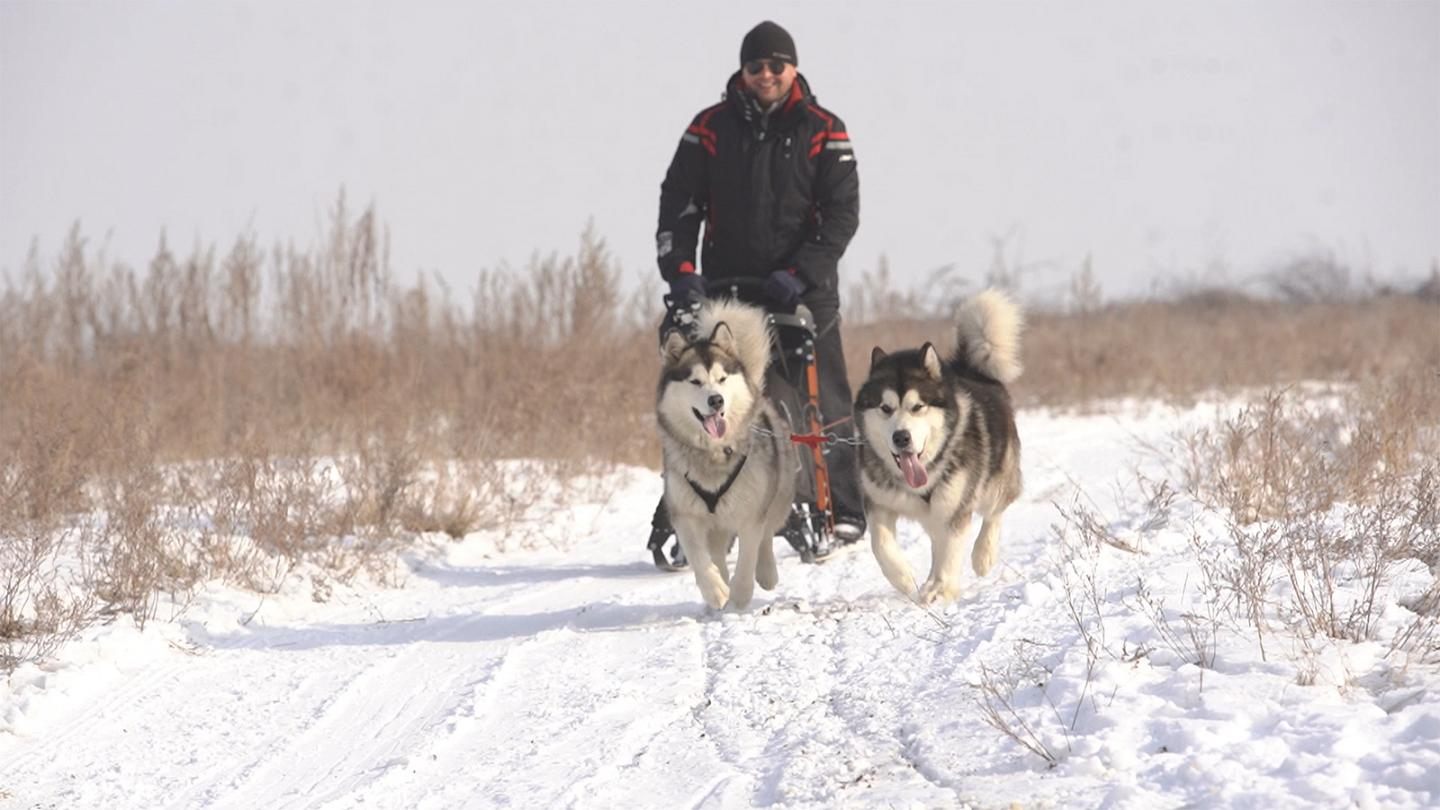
656,72,859,303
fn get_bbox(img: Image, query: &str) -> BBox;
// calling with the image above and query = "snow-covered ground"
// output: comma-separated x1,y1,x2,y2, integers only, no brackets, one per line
2,403,1438,809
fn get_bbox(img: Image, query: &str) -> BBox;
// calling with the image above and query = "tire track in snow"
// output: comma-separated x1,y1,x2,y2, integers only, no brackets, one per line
386,618,707,809
192,570,638,808
302,619,555,801
0,655,194,795
5,646,378,809
4,555,665,808
331,569,717,807
223,649,501,809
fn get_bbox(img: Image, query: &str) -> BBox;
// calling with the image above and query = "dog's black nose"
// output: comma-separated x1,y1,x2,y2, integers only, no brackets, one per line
708,394,725,412
892,429,911,449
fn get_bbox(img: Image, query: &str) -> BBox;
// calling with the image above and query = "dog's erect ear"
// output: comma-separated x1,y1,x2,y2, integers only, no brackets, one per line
921,343,943,380
854,385,878,411
870,346,887,371
661,330,689,365
709,322,735,354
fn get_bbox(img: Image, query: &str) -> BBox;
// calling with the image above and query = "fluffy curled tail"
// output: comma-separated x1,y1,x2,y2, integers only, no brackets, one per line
953,288,1024,383
695,298,775,386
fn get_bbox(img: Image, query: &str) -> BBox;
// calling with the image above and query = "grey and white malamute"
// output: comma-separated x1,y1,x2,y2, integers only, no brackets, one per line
855,289,1024,605
657,299,796,610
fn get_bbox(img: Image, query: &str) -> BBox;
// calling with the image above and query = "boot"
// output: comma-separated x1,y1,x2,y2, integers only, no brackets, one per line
648,525,688,571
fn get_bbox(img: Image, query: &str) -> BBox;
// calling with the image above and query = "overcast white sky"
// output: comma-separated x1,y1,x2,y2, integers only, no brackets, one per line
2,1,1437,300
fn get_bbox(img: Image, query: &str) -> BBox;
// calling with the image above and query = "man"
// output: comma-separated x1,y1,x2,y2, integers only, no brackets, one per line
647,20,866,569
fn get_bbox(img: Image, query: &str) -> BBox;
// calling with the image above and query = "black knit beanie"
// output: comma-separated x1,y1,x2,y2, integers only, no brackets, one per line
740,21,797,66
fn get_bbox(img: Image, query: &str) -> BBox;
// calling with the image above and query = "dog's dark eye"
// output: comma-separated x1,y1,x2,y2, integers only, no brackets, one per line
716,375,728,384
911,403,925,414
879,404,894,416
690,379,702,387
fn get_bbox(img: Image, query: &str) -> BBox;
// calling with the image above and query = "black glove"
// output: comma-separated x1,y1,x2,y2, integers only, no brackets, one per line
669,272,706,306
764,269,806,307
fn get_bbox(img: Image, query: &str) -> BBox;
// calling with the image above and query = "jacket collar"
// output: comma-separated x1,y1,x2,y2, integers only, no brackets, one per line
724,72,813,136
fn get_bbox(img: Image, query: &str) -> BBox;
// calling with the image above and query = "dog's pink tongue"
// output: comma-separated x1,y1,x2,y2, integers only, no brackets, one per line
897,453,928,488
704,413,727,439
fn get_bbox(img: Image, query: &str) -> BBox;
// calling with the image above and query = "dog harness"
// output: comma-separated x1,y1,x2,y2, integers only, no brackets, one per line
685,455,748,514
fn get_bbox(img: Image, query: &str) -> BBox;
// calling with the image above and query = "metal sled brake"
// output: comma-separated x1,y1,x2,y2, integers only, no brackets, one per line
662,276,841,565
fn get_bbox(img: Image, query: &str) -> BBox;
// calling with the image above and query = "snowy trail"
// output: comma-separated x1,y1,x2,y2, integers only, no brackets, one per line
4,404,1439,809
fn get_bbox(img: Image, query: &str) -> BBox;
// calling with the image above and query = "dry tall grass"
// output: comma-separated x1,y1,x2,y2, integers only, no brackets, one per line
1,197,659,667
849,294,1438,408
2,198,1436,671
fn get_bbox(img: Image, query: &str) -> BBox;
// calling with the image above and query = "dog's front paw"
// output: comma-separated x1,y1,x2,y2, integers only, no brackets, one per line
700,584,730,609
725,582,755,611
972,540,999,577
695,572,731,610
919,577,959,605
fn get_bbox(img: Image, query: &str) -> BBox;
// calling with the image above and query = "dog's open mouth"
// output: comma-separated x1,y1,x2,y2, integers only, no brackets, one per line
893,451,928,488
693,408,727,439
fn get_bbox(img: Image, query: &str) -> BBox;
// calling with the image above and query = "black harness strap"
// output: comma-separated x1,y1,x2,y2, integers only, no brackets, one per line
686,455,749,514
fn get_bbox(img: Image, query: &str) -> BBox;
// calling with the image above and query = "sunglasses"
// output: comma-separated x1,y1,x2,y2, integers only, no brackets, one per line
743,59,789,76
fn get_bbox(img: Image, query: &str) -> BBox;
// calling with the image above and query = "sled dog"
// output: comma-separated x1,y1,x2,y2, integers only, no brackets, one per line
854,289,1024,605
657,299,796,609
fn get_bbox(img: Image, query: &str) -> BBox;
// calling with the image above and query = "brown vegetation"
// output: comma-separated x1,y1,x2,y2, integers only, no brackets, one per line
1178,377,1440,657
2,199,1437,671
850,294,1438,409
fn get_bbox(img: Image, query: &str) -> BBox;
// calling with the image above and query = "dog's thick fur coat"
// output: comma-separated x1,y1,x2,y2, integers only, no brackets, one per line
854,289,1024,605
656,299,796,609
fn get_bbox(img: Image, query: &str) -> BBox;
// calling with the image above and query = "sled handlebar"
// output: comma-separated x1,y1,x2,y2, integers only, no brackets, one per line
664,276,817,338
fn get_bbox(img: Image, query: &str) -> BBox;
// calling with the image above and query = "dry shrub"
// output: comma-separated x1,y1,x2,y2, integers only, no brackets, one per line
974,644,1071,767
329,430,424,539
84,406,206,624
1182,375,1440,657
1126,575,1218,670
0,525,93,671
1044,367,1438,703
396,458,552,543
1052,492,1217,672
1180,388,1341,523
0,359,99,522
90,469,172,625
204,455,340,590
1394,581,1440,665
399,466,486,540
